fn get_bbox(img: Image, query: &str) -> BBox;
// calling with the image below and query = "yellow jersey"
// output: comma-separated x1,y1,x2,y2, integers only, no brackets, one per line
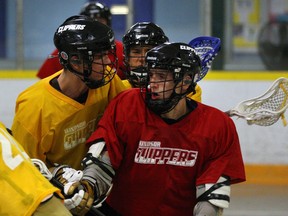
188,84,202,102
122,79,132,88
0,122,61,216
12,71,128,170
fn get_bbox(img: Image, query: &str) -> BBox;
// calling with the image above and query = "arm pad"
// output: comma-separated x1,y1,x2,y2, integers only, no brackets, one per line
196,176,230,209
81,140,115,207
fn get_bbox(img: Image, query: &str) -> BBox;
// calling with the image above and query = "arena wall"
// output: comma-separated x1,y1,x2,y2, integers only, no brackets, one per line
1,70,287,184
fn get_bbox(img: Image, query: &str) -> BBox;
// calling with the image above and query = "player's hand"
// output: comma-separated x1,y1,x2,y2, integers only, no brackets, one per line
49,164,83,185
63,180,94,216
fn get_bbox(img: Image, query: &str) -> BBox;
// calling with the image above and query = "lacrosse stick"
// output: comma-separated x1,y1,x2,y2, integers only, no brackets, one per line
31,159,64,189
226,77,288,126
189,36,221,82
31,158,106,216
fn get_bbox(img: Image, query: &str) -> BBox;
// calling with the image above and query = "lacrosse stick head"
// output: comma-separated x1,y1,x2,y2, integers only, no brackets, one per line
189,36,221,82
227,77,288,126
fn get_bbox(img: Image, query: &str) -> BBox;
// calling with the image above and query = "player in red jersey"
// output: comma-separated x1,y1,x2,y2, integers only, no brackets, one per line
37,1,126,80
122,22,169,88
122,21,202,102
64,42,246,215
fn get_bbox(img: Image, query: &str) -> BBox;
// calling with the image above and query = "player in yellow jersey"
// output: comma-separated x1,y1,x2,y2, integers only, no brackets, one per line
37,1,126,81
12,15,127,170
11,15,128,215
0,121,71,216
122,22,202,102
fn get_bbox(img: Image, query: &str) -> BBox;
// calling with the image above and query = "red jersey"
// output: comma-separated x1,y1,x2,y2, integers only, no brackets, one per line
36,40,126,79
87,88,245,216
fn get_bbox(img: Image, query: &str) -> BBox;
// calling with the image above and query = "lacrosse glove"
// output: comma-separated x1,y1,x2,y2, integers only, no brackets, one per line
49,164,83,185
63,180,95,216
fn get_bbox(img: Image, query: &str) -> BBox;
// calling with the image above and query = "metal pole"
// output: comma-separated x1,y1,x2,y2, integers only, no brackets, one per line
16,0,24,70
201,0,212,36
126,0,133,31
224,0,232,67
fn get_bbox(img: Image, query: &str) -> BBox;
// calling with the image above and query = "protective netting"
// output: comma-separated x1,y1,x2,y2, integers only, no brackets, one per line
258,21,288,70
229,77,288,126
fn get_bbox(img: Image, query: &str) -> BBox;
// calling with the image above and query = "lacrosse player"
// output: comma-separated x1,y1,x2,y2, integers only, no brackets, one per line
0,121,72,216
122,21,202,102
64,42,246,215
11,15,128,215
37,1,126,80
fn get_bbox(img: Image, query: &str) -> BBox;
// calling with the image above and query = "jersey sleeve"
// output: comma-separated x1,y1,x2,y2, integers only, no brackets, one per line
11,86,51,163
87,91,128,170
196,113,245,185
0,122,61,216
11,117,47,162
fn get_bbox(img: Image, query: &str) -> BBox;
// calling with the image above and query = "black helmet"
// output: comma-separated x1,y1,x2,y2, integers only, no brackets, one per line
122,22,169,87
80,2,112,26
144,42,201,114
54,15,117,89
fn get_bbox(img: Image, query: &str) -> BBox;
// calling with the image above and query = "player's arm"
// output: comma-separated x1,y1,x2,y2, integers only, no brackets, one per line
62,139,114,215
193,176,230,216
81,139,114,207
11,121,47,162
63,98,119,214
34,196,72,216
33,157,95,216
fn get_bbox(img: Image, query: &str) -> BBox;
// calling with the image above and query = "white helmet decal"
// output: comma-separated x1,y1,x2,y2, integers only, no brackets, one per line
58,24,86,33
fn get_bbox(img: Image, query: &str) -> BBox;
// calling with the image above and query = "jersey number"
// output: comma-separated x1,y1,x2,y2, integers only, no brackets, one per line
0,128,27,170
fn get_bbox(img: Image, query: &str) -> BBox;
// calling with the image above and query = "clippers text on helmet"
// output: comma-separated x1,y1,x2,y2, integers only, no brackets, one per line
58,24,86,33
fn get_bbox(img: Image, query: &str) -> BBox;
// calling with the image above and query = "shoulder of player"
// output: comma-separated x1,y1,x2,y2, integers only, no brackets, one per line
122,79,132,88
112,88,140,103
16,73,62,107
197,103,230,120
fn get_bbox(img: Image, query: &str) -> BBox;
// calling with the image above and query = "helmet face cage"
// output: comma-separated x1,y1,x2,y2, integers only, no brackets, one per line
127,66,149,87
122,22,169,87
142,42,201,114
80,2,112,26
80,48,117,89
54,15,117,89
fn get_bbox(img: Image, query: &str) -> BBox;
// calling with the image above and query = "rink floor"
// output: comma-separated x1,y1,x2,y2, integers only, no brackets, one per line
225,183,288,216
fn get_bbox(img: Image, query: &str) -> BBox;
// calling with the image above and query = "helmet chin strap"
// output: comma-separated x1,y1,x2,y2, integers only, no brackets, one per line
146,87,183,115
66,64,99,89
66,64,88,80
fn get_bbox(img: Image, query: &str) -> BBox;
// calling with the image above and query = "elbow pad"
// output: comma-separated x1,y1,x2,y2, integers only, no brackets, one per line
196,176,231,209
81,140,115,207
